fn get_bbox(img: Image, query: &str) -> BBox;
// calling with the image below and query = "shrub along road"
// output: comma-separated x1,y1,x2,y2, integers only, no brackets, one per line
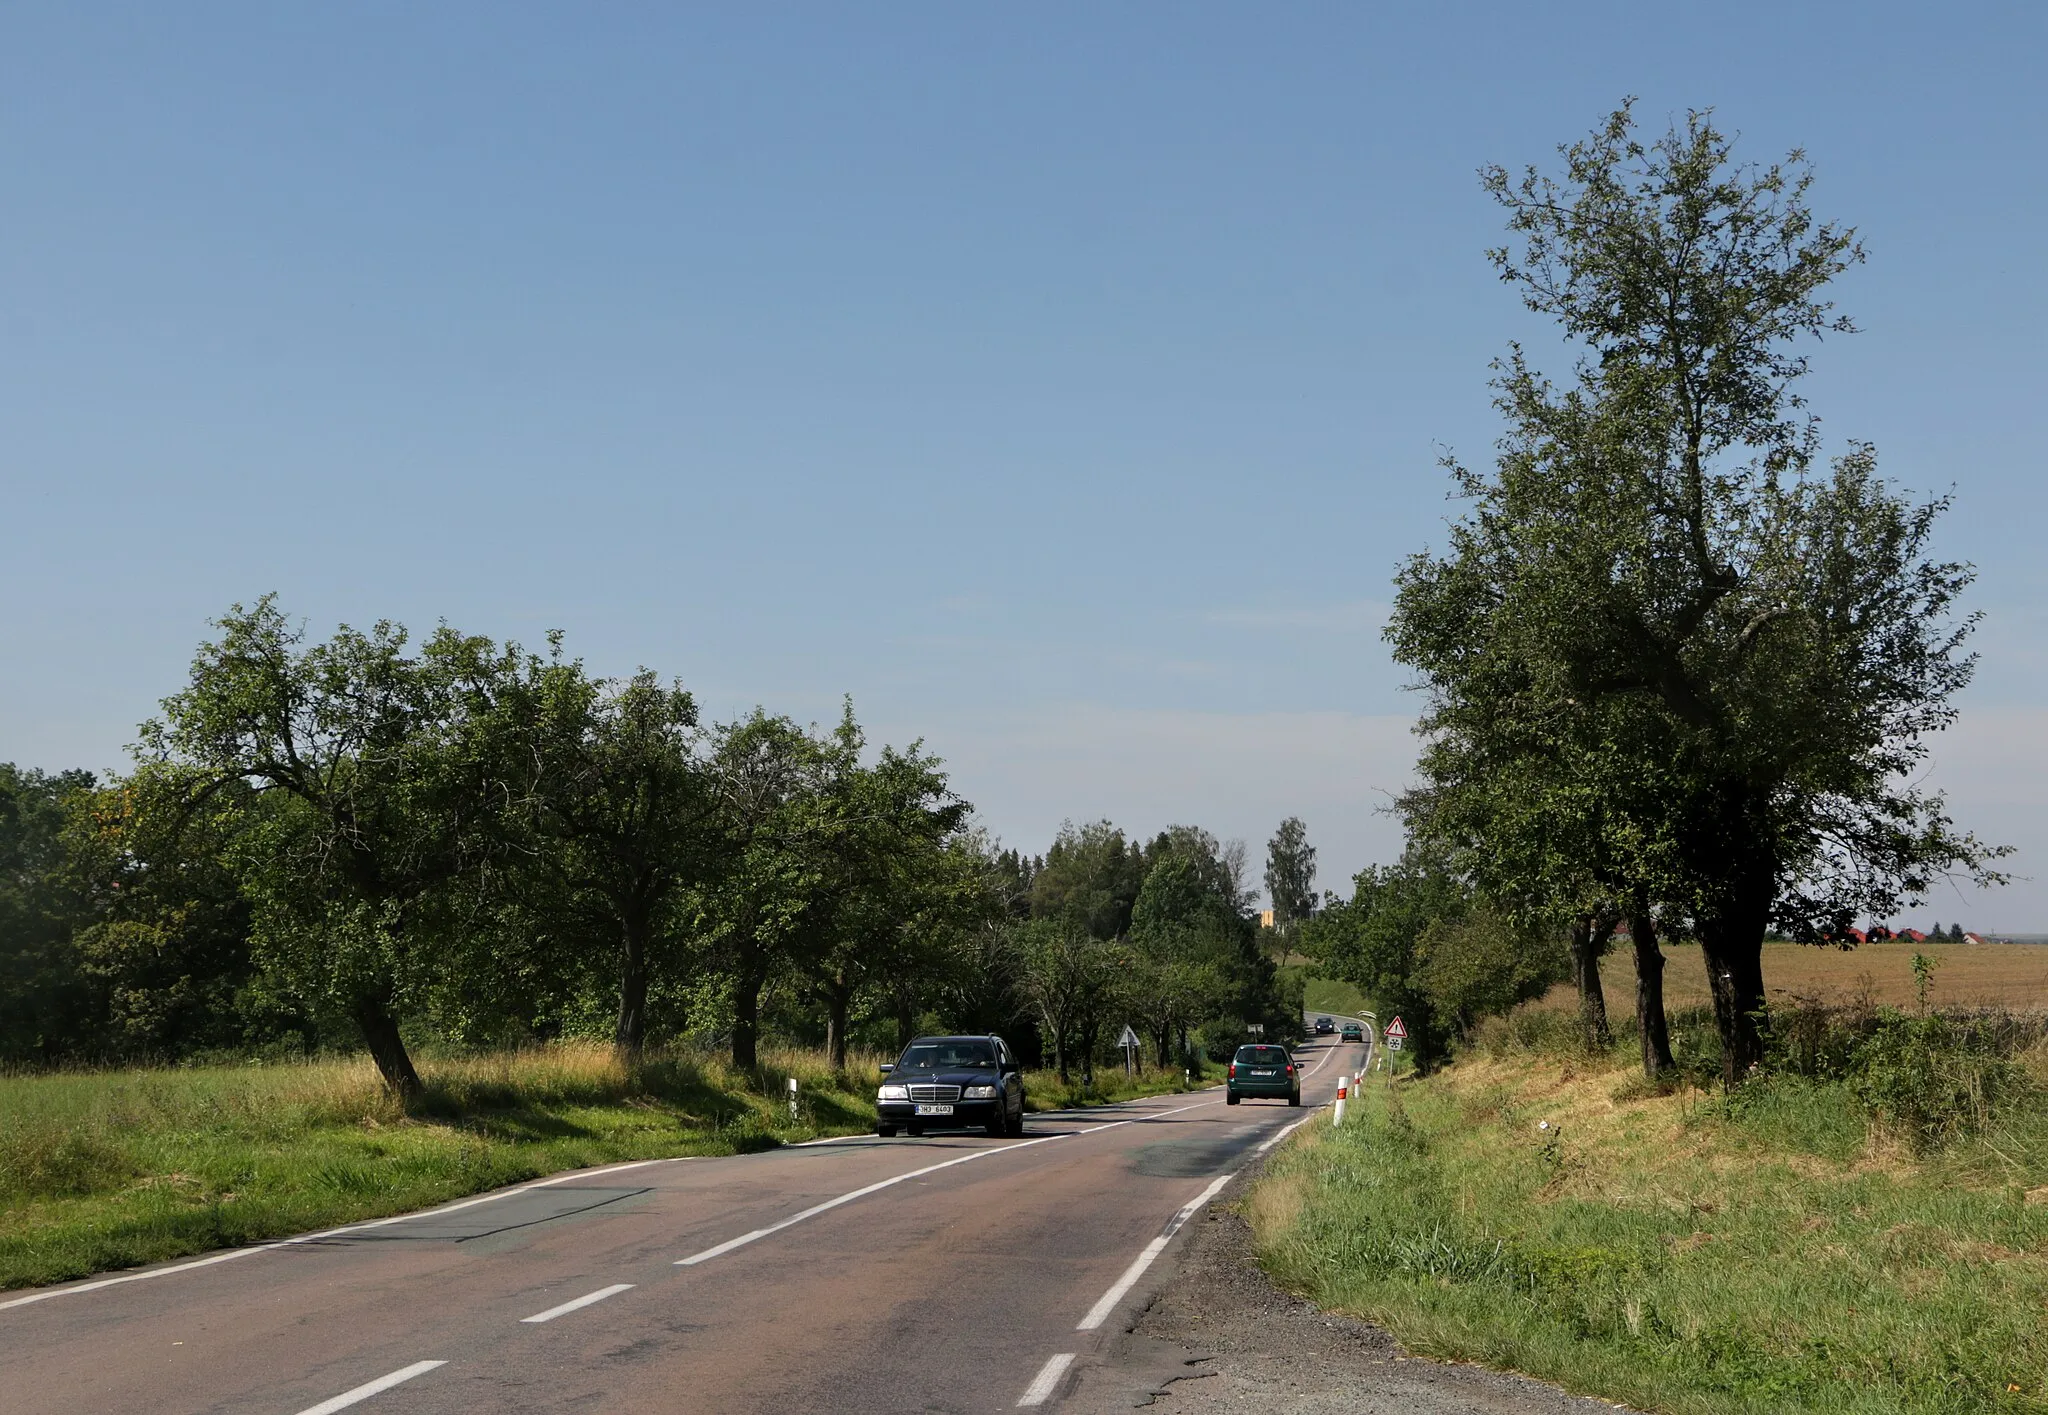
1,1032,1368,1415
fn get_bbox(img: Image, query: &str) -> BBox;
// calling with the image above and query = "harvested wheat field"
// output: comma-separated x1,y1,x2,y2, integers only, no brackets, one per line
1529,939,2048,1013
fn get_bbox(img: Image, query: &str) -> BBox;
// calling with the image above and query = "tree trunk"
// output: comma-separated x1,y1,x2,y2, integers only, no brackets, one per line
1698,887,1771,1089
615,907,651,1059
1568,912,1616,1050
824,971,852,1072
894,991,916,1053
353,991,423,1103
1407,999,1436,1077
1629,911,1674,1078
731,953,764,1071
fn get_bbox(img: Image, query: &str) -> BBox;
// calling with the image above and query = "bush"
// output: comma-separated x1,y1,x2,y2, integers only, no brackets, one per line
1845,1013,2028,1152
1197,1017,1247,1062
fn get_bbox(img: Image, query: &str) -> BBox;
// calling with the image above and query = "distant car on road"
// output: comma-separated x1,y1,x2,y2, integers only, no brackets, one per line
875,1034,1025,1138
1226,1044,1300,1106
1340,1022,1364,1043
1313,1016,1335,1034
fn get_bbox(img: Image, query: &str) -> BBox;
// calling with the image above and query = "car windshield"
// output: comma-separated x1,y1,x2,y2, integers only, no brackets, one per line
1234,1046,1290,1065
898,1040,996,1070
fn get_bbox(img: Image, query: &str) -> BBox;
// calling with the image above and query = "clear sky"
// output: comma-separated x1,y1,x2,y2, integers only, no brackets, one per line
5,4,2044,929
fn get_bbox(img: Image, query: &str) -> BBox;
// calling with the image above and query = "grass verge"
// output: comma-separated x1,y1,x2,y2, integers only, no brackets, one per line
1249,1052,2048,1414
1024,1059,1216,1111
0,1042,881,1293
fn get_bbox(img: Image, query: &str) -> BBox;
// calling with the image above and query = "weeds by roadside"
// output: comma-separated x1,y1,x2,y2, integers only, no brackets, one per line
1022,1060,1214,1112
0,1042,883,1292
1253,1030,2048,1415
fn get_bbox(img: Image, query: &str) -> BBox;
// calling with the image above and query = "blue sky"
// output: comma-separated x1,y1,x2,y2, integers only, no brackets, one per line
5,3,2044,928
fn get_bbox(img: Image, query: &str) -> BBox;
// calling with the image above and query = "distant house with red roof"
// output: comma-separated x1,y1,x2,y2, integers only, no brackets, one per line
1963,931,1988,945
1896,928,1927,942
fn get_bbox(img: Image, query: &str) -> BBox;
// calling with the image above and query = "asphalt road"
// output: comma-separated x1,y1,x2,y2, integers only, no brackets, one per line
2,1022,1377,1415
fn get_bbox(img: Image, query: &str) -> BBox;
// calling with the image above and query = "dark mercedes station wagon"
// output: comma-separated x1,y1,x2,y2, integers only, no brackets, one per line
875,1034,1025,1138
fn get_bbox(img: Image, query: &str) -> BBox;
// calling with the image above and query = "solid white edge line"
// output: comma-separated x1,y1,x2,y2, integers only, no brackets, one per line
1076,1236,1171,1333
1075,1171,1237,1331
291,1359,446,1415
675,1133,1068,1267
1016,1351,1076,1406
520,1282,636,1324
1245,1122,1310,1154
0,1156,683,1313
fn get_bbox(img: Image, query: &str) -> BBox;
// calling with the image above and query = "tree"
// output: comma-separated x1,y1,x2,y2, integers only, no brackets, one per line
0,764,99,1063
1389,104,2003,1086
498,659,714,1057
68,772,268,1058
694,711,831,1071
790,714,973,1069
1014,918,1118,1082
1415,904,1566,1035
1263,817,1317,955
1304,853,1467,1074
145,599,524,1099
1029,821,1146,941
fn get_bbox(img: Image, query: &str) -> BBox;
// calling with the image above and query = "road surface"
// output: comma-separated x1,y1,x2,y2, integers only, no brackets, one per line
1,1023,1374,1415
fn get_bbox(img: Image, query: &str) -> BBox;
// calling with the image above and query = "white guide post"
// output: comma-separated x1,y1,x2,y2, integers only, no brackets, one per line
1333,1072,1349,1127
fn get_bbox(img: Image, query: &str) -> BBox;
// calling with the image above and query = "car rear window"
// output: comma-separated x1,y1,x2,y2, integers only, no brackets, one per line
1234,1046,1290,1065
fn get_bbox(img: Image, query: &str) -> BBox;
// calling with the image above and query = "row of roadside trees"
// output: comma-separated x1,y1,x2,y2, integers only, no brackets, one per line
1308,103,2003,1084
1,603,1301,1094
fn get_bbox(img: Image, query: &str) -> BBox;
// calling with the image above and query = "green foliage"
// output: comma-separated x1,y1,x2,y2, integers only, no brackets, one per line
1388,103,2004,1084
1415,905,1567,1031
0,764,99,1064
1304,853,1556,1069
1263,815,1317,950
4,598,1288,1124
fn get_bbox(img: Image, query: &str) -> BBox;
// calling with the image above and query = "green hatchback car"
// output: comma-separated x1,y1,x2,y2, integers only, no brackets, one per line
1226,1044,1300,1106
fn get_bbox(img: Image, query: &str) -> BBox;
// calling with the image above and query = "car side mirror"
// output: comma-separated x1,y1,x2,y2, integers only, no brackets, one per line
879,1063,894,1074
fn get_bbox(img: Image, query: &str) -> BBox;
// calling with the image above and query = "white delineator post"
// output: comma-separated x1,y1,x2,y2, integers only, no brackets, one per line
1333,1073,1349,1127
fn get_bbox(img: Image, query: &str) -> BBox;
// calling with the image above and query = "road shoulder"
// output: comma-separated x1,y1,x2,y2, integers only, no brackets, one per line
1065,1153,1629,1414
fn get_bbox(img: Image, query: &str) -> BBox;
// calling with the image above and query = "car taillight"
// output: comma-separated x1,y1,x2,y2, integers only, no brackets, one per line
1286,1064,1295,1074
1227,1062,1235,1078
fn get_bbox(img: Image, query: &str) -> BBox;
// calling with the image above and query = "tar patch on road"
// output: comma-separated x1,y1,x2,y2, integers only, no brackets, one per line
1128,1131,1261,1179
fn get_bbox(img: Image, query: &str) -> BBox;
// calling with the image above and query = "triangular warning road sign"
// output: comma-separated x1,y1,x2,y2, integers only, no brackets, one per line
1118,1025,1141,1049
1384,1016,1407,1039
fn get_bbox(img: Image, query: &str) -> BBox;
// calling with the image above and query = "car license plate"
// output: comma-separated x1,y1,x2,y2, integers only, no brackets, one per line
914,1103,954,1116
1253,1068,1275,1075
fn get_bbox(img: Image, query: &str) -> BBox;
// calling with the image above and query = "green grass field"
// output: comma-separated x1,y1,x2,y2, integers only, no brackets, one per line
0,1042,1203,1294
1299,973,1370,1018
1250,1048,2048,1414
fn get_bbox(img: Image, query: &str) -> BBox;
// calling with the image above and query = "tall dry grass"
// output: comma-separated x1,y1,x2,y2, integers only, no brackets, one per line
0,1040,885,1292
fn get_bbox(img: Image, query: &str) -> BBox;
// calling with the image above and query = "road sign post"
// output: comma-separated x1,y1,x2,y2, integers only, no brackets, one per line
1118,1024,1142,1077
786,1075,799,1124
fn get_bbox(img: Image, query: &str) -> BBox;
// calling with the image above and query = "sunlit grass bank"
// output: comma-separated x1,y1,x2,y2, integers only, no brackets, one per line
1023,1058,1216,1112
0,1043,881,1292
1250,1046,2048,1414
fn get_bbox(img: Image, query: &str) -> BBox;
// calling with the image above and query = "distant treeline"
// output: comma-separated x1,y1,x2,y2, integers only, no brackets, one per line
0,599,1299,1094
